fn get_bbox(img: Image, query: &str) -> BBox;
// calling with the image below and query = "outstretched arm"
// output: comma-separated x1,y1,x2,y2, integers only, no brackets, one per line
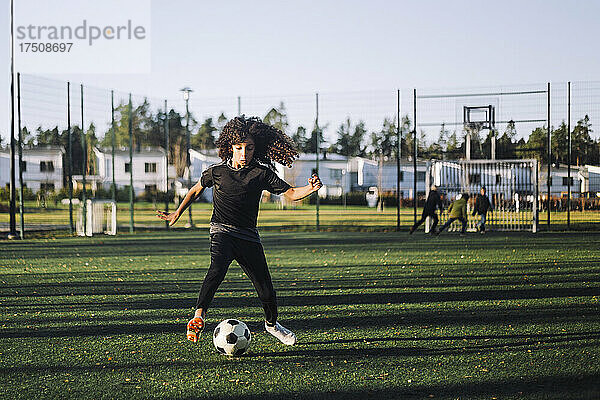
156,180,205,226
283,174,323,201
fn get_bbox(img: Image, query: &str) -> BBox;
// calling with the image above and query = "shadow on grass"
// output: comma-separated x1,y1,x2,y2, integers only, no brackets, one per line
4,267,600,298
2,302,599,339
4,231,600,261
0,237,211,260
0,358,598,400
299,330,600,347
5,285,600,313
187,374,600,400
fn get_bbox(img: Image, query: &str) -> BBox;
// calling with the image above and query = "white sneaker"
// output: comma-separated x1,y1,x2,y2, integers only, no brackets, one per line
265,321,297,345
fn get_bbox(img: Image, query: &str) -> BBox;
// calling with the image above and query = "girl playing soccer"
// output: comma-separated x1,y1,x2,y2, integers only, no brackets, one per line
157,116,322,346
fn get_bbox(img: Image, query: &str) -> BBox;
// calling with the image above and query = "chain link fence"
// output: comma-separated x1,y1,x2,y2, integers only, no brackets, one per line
2,75,600,236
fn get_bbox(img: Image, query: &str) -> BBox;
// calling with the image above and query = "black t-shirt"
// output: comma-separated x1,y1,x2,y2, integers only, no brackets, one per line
201,161,291,229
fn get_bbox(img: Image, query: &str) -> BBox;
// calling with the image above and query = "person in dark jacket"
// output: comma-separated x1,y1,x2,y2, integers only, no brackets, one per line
409,185,444,234
436,193,470,236
473,186,491,233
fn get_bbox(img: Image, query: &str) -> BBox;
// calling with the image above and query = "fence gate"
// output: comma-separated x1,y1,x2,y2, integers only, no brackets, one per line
426,159,539,232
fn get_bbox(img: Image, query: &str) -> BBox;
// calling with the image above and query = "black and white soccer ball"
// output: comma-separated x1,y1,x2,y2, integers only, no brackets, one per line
213,319,251,356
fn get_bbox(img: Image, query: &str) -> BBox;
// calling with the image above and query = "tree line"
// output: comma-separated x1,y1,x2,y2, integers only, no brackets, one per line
3,100,597,181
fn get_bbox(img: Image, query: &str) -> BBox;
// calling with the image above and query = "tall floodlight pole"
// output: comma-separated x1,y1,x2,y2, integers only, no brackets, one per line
237,96,241,116
17,73,24,239
181,87,193,228
396,89,401,231
111,90,116,201
8,0,17,238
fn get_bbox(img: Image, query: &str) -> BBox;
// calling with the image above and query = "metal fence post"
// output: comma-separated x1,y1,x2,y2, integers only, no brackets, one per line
17,72,24,239
413,88,417,224
396,89,401,231
315,92,320,232
111,90,116,201
128,93,134,233
164,99,170,230
67,82,74,234
547,82,551,228
81,84,87,234
567,82,571,230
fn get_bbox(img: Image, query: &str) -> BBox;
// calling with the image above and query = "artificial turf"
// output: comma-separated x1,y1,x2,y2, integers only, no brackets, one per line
1,231,599,399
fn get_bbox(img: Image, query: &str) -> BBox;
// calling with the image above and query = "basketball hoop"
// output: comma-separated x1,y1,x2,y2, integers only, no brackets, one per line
463,105,495,131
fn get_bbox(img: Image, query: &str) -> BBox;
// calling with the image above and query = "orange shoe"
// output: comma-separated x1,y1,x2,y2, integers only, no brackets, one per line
186,316,205,343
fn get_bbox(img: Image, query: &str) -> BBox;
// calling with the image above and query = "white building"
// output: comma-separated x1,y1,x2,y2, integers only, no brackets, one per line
0,151,10,188
189,148,222,201
282,153,350,197
539,165,584,197
352,158,428,198
281,153,428,198
92,147,168,195
0,146,65,192
580,165,600,194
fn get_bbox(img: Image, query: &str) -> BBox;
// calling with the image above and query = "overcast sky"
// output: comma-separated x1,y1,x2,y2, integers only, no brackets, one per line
2,0,600,144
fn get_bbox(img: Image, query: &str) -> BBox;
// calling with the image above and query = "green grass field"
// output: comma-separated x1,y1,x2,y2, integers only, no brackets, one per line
3,201,600,232
1,231,599,399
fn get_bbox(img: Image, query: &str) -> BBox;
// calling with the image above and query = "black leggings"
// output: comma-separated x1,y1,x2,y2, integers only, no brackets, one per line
438,217,467,234
411,213,438,232
195,233,278,324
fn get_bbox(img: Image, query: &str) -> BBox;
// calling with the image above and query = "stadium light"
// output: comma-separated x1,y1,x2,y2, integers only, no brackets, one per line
180,87,193,227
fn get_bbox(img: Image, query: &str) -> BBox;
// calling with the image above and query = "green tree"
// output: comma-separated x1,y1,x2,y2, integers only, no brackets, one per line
426,126,446,160
292,126,308,152
85,122,99,175
35,126,60,146
263,102,288,134
369,118,397,159
99,98,169,151
446,130,461,158
216,112,228,133
497,120,518,159
464,126,485,159
192,117,217,150
572,115,595,165
399,115,411,157
334,119,352,156
520,126,548,163
351,121,368,157
166,109,189,177
335,118,367,157
551,121,569,165
305,123,327,154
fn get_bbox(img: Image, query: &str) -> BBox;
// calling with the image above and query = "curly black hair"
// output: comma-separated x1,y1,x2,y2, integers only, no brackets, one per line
215,115,298,168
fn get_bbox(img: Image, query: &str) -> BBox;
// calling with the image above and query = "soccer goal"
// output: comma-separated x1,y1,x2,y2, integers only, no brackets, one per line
77,199,117,236
426,159,539,232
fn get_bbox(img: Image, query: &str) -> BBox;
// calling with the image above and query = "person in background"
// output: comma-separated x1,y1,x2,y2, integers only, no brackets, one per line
409,185,444,235
472,186,492,234
436,193,470,236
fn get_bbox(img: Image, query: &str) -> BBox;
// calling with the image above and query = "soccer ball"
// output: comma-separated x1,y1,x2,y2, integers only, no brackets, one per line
213,319,251,356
